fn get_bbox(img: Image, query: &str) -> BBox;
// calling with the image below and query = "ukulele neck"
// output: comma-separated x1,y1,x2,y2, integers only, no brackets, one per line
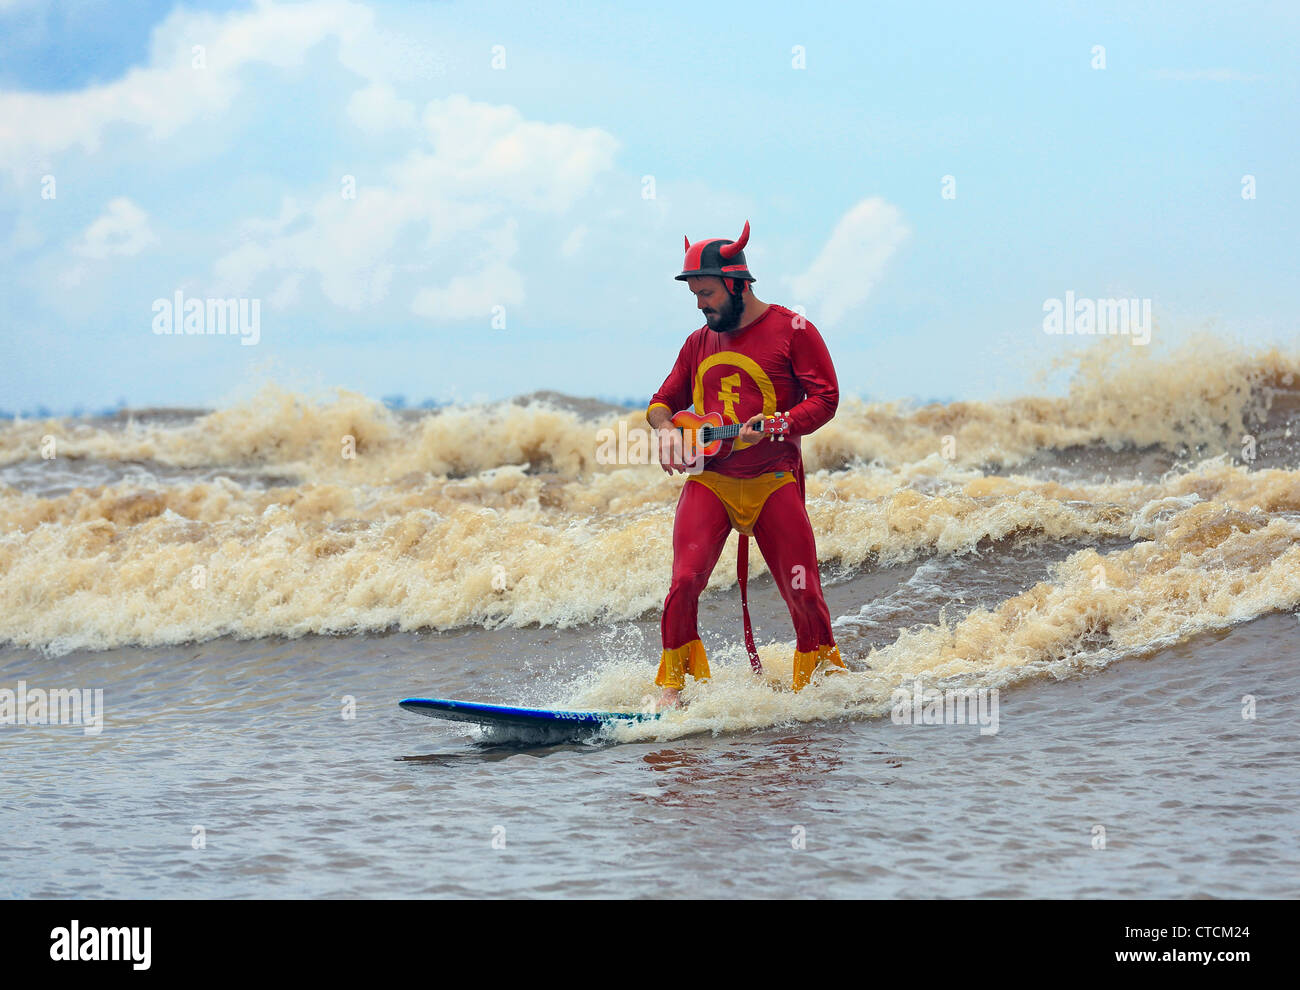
700,420,765,441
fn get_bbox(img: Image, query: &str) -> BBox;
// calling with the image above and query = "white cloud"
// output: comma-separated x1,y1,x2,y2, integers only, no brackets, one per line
72,197,158,259
214,186,409,309
2,0,621,330
56,264,86,290
346,81,418,134
409,95,619,212
269,272,304,310
411,261,525,321
213,94,618,317
411,219,524,320
787,197,909,327
0,0,376,179
560,225,588,258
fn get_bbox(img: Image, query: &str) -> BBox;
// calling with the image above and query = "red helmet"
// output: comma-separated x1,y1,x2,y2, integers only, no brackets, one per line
676,220,755,295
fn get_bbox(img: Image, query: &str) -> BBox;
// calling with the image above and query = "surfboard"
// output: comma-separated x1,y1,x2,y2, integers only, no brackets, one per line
398,697,661,743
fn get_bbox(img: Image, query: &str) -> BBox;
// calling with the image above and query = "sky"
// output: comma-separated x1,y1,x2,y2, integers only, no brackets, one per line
0,0,1297,415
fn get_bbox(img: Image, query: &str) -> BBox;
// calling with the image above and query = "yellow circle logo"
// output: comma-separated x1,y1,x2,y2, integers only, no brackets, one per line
693,352,776,450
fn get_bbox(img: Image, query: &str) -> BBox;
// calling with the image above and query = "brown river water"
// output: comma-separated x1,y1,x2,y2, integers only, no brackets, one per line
2,338,1298,897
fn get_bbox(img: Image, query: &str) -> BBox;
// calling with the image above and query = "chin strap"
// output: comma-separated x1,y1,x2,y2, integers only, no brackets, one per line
738,535,763,673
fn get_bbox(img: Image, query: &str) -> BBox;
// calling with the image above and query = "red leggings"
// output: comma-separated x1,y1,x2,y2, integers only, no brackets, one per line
661,476,836,657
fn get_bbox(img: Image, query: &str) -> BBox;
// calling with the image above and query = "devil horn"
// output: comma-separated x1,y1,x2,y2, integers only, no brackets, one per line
718,220,750,259
683,235,691,252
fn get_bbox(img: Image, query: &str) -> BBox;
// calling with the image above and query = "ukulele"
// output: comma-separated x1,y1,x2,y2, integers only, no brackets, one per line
670,409,792,469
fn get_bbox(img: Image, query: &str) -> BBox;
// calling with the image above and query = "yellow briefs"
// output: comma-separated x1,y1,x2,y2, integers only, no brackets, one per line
687,469,797,536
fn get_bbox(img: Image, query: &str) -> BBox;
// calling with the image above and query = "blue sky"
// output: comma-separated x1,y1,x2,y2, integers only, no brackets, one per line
1,0,1296,414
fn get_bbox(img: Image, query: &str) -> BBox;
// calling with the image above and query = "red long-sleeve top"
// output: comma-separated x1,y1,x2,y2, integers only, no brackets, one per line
647,304,839,478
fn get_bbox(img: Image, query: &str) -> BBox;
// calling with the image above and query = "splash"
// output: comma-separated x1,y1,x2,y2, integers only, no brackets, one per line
0,339,1296,663
584,495,1300,743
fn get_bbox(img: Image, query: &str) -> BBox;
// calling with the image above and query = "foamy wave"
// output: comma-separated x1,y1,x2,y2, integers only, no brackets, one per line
584,498,1300,742
2,339,1296,487
1,339,1296,656
0,454,1295,655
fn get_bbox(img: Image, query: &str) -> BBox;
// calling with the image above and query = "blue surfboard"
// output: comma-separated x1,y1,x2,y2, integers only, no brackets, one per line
399,697,661,743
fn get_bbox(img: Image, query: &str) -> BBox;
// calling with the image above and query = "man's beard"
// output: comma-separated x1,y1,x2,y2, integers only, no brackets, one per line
705,290,745,333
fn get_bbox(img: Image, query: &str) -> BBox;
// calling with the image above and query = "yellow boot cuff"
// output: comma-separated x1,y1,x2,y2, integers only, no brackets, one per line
792,643,847,691
793,648,819,692
819,643,847,671
655,639,711,689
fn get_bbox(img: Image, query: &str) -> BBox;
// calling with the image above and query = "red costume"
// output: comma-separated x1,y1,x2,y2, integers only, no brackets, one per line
649,303,846,690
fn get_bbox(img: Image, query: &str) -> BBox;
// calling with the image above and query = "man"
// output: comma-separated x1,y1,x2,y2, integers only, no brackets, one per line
647,221,846,708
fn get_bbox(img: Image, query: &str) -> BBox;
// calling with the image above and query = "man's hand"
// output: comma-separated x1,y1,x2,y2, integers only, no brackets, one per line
656,425,691,474
737,413,766,445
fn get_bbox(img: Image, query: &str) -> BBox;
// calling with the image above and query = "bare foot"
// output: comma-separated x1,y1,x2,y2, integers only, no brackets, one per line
656,687,681,710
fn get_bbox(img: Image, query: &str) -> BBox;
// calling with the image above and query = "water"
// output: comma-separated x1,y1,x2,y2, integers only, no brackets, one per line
3,609,1295,898
2,338,1298,897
